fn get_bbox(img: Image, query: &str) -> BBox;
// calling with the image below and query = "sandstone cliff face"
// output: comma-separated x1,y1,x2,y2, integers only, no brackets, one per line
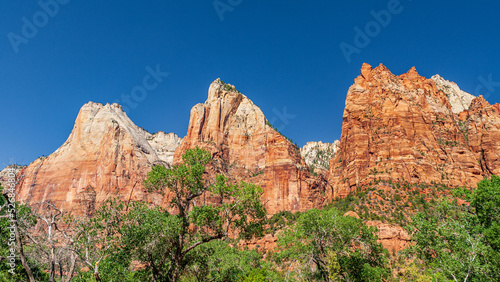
343,212,410,254
14,66,500,223
16,102,179,215
300,141,339,172
174,79,332,214
365,221,410,255
328,63,499,197
464,97,500,176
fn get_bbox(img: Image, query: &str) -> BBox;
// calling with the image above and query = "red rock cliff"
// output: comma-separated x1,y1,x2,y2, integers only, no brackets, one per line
174,79,332,214
328,63,500,197
16,102,175,216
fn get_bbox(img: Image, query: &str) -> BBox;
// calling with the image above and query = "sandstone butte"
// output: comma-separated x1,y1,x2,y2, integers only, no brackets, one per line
15,102,181,216
15,80,332,216
12,64,500,253
173,78,333,215
328,63,500,197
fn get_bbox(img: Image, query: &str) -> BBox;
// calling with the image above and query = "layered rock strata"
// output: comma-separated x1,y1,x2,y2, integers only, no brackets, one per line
328,63,500,197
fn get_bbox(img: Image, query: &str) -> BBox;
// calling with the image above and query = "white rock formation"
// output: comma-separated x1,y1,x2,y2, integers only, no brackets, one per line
16,101,183,215
431,74,476,114
146,131,182,165
56,102,181,166
58,102,160,163
300,140,339,170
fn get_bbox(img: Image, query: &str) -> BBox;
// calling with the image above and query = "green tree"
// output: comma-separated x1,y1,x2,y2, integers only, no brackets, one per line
70,198,126,281
471,175,500,250
407,205,489,281
181,239,278,281
1,184,48,282
124,147,267,281
275,208,389,281
471,175,500,279
407,177,500,281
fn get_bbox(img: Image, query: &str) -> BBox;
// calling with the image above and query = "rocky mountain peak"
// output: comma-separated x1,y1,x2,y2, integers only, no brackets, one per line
146,131,182,165
13,65,500,218
66,101,158,163
357,63,398,84
404,66,420,80
328,63,499,196
373,63,391,72
208,78,242,101
431,74,476,114
300,141,340,171
16,101,182,215
175,79,331,214
360,63,373,79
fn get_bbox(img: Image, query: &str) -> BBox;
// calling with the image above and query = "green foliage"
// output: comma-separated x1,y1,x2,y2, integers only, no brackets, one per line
275,208,389,281
182,239,279,282
115,202,182,281
327,193,357,213
390,261,435,281
0,185,48,282
239,268,268,282
144,146,211,197
132,147,267,280
68,197,126,281
472,175,500,243
407,203,489,280
219,79,241,93
451,186,473,200
267,210,300,234
406,175,500,281
471,175,500,277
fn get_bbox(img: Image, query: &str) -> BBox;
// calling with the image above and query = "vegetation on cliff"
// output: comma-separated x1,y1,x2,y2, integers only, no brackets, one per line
1,149,500,281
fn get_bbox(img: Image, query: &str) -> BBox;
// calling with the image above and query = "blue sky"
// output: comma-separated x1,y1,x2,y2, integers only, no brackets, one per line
1,0,500,168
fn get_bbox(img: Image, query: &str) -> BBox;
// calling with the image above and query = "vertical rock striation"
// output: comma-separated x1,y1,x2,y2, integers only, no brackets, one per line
174,79,332,214
328,63,500,197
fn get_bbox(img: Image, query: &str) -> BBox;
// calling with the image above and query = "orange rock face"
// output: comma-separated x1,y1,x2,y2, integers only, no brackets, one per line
344,211,409,254
16,102,172,216
328,63,500,196
174,79,332,214
15,66,500,226
464,97,500,176
366,221,410,255
238,233,278,258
